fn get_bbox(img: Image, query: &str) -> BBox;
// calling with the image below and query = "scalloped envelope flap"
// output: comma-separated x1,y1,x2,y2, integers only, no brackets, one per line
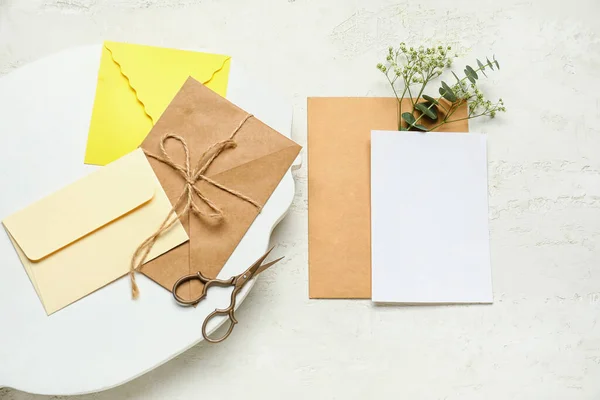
104,41,231,123
84,41,231,166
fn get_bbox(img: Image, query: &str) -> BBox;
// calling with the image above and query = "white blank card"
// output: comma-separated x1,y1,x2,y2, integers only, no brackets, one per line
370,130,492,304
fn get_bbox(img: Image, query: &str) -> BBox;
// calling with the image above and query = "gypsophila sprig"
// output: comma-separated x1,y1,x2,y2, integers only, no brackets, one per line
377,43,505,131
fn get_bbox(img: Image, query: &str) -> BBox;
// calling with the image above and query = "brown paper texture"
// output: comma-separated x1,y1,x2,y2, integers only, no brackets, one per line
141,78,301,301
308,98,469,299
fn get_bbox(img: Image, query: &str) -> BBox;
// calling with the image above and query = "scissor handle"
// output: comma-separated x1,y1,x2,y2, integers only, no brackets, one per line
172,272,234,306
201,284,244,343
202,307,238,343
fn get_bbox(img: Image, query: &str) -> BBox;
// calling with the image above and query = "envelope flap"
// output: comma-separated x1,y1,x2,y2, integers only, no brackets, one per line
2,149,156,261
143,78,300,181
104,41,231,123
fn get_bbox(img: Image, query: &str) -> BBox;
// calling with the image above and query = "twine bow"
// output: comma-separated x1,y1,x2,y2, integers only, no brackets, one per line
129,114,261,298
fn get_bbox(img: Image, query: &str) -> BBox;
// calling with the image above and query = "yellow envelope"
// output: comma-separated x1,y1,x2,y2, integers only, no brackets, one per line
84,41,231,166
2,149,189,315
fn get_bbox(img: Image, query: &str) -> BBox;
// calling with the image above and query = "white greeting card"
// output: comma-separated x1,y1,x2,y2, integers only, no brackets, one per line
371,130,492,304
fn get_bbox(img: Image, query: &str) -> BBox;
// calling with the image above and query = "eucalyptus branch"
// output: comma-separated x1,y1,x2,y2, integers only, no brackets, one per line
377,43,506,132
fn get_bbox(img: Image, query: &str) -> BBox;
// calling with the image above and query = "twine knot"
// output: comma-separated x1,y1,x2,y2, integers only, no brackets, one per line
129,114,261,298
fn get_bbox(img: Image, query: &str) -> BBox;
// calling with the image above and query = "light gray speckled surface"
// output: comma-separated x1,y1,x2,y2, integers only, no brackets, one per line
1,0,599,399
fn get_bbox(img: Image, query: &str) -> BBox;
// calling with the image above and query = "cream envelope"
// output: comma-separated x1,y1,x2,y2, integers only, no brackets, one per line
2,149,188,315
84,41,232,166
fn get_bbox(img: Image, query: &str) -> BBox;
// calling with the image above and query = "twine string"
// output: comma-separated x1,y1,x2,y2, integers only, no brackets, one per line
129,114,261,298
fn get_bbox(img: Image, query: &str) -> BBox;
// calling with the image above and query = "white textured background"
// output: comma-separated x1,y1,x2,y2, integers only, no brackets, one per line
1,0,600,399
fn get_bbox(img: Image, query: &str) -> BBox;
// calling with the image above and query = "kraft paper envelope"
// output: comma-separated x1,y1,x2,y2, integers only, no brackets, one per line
139,77,301,301
307,97,469,299
2,149,188,314
85,41,231,166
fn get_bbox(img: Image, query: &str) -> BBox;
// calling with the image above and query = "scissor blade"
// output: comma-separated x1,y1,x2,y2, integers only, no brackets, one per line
245,247,275,275
256,256,284,275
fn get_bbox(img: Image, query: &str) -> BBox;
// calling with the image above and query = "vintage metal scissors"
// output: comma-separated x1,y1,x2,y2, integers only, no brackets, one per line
172,247,284,343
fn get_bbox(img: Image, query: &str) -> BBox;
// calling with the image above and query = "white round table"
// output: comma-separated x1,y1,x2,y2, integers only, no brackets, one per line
0,45,298,395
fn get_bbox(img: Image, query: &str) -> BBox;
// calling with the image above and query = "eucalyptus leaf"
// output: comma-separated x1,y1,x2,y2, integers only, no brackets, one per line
465,69,476,84
422,94,439,105
439,81,457,102
494,60,500,69
486,57,494,70
451,71,461,83
402,112,416,125
465,65,478,80
477,59,488,77
412,124,428,132
415,102,438,120
400,126,408,131
439,87,456,102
